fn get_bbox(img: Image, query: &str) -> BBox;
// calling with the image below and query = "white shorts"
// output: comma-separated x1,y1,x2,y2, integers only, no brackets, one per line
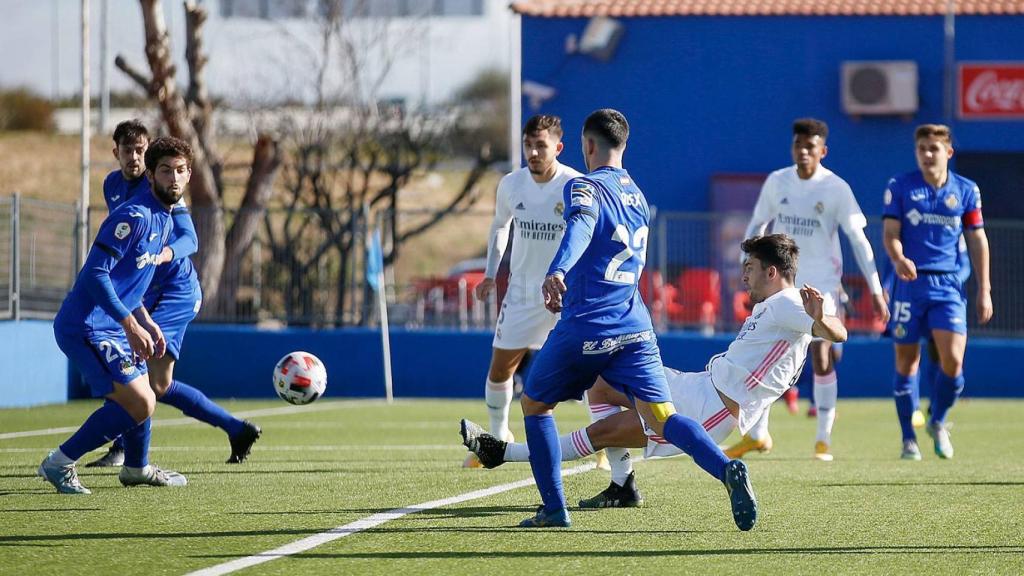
641,369,737,459
492,296,558,350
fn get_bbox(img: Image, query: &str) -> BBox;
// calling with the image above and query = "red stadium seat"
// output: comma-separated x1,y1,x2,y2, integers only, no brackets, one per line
673,268,721,328
842,274,886,334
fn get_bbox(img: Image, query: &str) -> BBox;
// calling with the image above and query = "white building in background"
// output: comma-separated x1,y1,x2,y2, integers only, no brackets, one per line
0,0,511,108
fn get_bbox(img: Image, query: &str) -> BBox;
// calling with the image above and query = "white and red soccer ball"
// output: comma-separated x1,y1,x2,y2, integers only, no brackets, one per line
273,351,327,405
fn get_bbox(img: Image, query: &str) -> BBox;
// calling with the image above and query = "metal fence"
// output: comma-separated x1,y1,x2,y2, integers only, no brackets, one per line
4,199,1023,338
0,195,79,320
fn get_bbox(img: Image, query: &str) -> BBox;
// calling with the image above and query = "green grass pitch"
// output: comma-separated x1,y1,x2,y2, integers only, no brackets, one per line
1,398,1022,575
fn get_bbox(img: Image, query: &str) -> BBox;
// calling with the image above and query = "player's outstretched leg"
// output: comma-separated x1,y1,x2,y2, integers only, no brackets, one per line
158,380,261,463
84,435,126,468
579,470,644,509
460,419,509,469
723,459,758,531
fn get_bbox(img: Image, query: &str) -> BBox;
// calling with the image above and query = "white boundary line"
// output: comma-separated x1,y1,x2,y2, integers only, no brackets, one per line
0,403,347,440
185,462,597,576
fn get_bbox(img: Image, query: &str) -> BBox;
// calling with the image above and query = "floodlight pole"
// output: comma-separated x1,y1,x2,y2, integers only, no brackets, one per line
99,0,110,134
78,0,91,272
943,0,956,124
509,11,522,169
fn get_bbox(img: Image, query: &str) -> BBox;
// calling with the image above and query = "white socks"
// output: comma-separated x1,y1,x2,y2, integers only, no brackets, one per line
814,372,838,443
748,407,771,441
501,429,593,463
485,377,514,440
588,398,633,486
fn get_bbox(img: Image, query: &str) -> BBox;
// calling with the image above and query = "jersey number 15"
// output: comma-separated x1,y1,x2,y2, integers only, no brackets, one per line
605,224,649,285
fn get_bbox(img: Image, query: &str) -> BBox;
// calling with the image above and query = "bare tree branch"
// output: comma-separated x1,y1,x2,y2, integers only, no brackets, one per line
113,55,154,94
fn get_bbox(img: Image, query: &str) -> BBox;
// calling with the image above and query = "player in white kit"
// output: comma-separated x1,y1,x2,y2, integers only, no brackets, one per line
730,119,889,462
461,234,848,509
464,115,582,467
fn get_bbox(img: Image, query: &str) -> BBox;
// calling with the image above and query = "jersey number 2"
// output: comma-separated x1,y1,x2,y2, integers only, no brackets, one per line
605,225,649,285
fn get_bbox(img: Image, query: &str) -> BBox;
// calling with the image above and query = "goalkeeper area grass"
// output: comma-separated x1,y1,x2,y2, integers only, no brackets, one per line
1,398,1022,575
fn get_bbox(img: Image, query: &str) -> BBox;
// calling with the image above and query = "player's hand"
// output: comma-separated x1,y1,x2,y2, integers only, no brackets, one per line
474,278,495,301
542,273,566,313
976,289,993,325
800,284,825,321
894,257,917,281
872,293,891,325
122,315,155,360
153,246,174,266
146,321,166,359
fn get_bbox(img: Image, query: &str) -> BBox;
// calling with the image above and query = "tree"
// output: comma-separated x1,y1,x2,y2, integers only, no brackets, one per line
115,0,282,315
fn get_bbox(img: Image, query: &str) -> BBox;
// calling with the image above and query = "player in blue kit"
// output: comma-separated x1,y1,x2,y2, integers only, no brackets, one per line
85,121,260,468
518,109,757,531
38,137,194,493
882,124,992,460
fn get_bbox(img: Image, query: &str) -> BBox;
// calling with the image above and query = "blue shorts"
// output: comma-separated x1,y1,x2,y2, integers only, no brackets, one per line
524,325,669,406
55,327,148,397
144,281,201,360
887,272,967,344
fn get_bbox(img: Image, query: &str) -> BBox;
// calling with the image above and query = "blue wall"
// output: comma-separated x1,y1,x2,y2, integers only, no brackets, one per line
520,15,1024,214
165,325,1020,400
0,320,67,407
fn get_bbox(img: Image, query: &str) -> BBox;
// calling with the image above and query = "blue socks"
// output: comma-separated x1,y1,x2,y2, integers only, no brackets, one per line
662,413,729,482
524,414,564,513
894,372,919,441
160,380,245,437
122,418,152,468
59,400,138,461
931,370,964,425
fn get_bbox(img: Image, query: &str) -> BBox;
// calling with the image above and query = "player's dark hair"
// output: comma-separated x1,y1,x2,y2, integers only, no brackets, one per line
914,123,952,145
793,118,828,140
741,233,799,282
112,119,149,147
144,136,193,172
583,108,629,149
523,114,563,139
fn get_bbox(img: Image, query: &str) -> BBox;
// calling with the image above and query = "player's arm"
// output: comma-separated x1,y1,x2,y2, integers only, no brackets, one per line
543,179,598,312
963,192,992,324
838,187,889,323
881,180,916,281
477,179,514,301
156,200,198,266
85,214,156,358
801,284,848,343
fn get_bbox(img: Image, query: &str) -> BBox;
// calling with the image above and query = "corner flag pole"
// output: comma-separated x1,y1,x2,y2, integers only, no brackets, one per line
366,207,394,403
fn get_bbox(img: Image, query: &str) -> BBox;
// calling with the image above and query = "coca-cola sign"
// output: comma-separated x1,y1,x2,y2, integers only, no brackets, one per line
959,63,1024,119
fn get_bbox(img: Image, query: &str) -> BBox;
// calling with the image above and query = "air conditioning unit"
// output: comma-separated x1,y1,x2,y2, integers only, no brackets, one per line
841,61,918,115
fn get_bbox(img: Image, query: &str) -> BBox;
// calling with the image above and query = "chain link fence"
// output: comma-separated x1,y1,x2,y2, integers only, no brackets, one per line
4,198,1023,337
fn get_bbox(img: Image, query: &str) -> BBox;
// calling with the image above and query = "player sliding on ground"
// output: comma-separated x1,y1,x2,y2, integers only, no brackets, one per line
462,233,848,512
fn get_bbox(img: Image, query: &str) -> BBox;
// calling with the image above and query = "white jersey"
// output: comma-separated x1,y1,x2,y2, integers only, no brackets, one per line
708,288,814,434
485,162,581,306
746,165,870,293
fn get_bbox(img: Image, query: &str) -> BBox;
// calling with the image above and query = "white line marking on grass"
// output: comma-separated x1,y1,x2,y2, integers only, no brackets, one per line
184,462,597,576
0,445,466,453
0,403,347,440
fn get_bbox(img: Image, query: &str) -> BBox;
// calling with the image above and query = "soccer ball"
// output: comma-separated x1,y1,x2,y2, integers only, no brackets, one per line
273,351,327,405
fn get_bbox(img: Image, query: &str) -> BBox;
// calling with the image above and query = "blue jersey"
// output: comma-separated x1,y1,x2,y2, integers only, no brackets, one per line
55,190,173,333
104,170,198,292
547,166,652,338
882,170,984,273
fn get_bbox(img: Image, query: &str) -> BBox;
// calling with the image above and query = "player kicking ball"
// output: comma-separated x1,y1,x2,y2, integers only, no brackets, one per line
462,234,847,517
513,109,763,531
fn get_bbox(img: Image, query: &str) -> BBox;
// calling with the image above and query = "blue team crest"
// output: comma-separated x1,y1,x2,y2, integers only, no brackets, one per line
944,195,959,209
893,324,907,339
570,181,594,207
119,357,136,376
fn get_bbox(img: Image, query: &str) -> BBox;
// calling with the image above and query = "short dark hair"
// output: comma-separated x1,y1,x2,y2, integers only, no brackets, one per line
914,123,952,145
793,118,828,140
144,136,193,173
112,119,149,147
523,114,563,139
741,233,799,282
583,108,629,149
